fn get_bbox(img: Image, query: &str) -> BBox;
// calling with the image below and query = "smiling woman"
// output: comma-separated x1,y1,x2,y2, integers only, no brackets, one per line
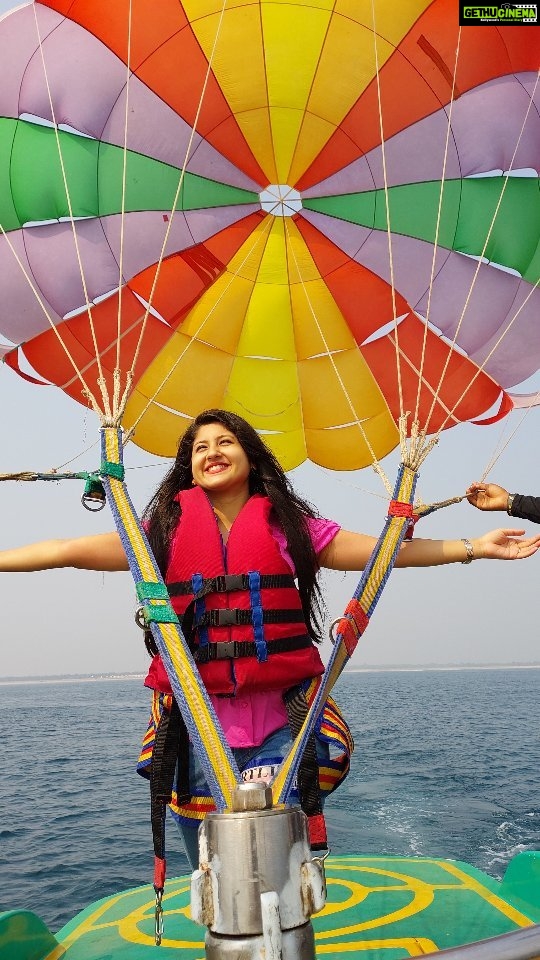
190,422,253,510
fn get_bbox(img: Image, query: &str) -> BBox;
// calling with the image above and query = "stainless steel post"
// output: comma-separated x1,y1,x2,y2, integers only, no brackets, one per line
191,783,326,960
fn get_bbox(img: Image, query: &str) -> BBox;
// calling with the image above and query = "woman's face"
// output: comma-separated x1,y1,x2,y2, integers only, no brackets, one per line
190,421,251,499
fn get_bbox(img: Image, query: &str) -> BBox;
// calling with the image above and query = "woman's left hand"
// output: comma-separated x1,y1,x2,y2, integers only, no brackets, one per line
476,528,540,560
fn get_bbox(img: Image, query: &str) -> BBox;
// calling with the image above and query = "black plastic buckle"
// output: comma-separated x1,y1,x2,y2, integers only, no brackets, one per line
217,609,238,626
224,574,246,592
210,574,245,594
214,640,237,659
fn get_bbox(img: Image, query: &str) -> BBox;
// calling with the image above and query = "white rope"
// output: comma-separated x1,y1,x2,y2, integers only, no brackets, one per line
113,0,134,418
117,0,230,424
31,4,111,418
123,217,275,444
480,390,540,481
366,0,442,474
413,28,462,427
0,222,102,417
370,0,403,424
284,219,393,495
424,70,540,440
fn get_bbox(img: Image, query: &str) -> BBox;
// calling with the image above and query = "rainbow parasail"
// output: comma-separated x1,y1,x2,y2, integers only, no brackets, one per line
0,0,538,469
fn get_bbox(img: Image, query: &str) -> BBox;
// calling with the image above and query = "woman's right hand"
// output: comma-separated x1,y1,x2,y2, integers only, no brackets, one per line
475,527,540,561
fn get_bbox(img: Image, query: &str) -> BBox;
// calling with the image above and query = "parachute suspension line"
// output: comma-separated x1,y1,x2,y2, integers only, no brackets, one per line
426,224,540,444
413,27,462,428
31,4,111,421
123,217,275,444
113,0,135,418
481,392,540,480
395,275,540,474
398,415,438,472
283,220,393,497
315,470,398,506
272,462,419,807
423,70,540,440
118,0,230,423
0,223,102,418
370,0,404,421
369,0,438,477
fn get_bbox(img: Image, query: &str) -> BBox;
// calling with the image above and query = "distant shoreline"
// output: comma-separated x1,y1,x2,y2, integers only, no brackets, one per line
346,663,540,674
1,663,539,686
0,673,146,686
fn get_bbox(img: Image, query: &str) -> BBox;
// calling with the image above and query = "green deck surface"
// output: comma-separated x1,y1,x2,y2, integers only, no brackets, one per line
1,852,539,959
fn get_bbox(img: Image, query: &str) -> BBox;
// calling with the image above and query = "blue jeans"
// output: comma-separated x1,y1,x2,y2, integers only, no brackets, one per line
176,723,330,868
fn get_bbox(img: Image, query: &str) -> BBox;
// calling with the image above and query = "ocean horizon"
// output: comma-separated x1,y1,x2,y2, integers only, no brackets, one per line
1,661,539,685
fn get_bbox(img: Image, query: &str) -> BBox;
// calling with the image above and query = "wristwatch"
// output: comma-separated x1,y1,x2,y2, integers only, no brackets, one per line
507,493,515,516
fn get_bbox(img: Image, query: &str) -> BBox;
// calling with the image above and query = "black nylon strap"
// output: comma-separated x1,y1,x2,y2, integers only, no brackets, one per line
192,608,305,628
283,685,323,823
150,699,190,860
194,633,312,664
167,573,295,597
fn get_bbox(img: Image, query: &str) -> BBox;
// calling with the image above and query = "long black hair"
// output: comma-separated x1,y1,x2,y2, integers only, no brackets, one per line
143,409,324,639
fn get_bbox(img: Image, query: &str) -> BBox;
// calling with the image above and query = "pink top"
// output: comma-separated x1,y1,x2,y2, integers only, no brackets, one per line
211,515,340,747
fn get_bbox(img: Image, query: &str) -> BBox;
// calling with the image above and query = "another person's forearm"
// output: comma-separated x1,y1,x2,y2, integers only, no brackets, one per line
467,483,540,523
508,494,540,525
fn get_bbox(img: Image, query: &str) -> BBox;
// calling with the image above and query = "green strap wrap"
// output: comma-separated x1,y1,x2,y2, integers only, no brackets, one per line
100,460,125,481
136,582,170,602
142,604,179,625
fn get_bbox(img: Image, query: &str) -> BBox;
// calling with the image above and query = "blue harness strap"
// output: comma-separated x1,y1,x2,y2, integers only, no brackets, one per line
191,573,209,648
248,570,268,661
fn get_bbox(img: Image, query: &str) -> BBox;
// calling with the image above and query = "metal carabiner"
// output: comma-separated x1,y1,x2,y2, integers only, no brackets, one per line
154,888,164,946
134,606,148,630
329,619,342,645
311,847,331,866
81,477,106,512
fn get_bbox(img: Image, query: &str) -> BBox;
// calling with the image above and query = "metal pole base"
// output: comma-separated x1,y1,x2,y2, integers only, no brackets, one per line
191,783,326,960
204,921,316,960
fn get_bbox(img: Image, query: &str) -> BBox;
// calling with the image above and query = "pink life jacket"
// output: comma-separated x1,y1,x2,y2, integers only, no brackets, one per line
145,486,324,696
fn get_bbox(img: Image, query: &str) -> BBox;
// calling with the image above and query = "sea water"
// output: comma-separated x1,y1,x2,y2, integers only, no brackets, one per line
0,667,538,932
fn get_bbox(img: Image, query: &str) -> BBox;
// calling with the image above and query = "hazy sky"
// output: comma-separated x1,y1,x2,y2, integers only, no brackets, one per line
1,0,539,678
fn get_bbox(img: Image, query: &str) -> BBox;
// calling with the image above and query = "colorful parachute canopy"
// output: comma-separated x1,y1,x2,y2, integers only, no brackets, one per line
0,0,538,469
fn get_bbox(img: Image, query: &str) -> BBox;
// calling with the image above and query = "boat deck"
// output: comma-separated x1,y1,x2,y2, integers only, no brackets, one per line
2,852,540,959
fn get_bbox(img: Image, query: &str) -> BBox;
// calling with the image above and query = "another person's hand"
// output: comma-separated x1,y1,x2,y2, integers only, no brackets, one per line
466,482,509,512
476,528,540,560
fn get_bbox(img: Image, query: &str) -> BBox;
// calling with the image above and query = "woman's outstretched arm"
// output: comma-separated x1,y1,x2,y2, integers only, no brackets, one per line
319,527,540,571
0,532,129,573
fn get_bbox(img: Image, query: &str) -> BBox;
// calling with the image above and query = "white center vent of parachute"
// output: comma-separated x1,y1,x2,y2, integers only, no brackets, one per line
259,185,302,217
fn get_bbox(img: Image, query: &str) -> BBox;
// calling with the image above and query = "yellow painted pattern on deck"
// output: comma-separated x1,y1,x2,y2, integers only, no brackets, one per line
52,855,537,959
